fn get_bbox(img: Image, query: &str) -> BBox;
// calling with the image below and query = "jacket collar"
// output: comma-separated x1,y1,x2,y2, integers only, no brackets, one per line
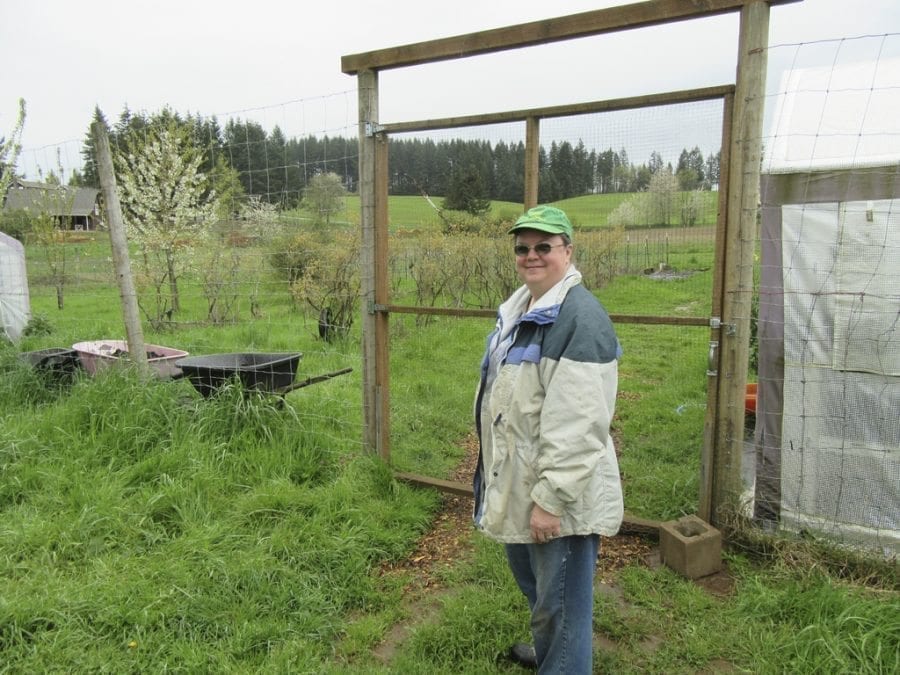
498,265,582,327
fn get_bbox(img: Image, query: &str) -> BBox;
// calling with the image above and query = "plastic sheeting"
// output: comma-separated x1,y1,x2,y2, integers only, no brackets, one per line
757,180,900,557
0,231,30,342
755,56,900,556
765,59,900,173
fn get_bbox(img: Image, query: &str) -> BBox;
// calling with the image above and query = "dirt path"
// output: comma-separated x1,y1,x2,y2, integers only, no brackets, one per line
370,435,698,668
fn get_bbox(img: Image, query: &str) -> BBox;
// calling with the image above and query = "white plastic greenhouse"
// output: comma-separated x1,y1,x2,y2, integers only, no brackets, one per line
755,58,900,555
0,231,30,342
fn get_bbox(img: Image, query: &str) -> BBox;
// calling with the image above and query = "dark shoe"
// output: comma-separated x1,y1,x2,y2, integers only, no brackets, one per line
507,642,537,669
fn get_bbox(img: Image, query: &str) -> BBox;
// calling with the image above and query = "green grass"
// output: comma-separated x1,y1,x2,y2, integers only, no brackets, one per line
556,191,719,229
285,194,525,231
287,191,718,232
3,218,895,673
0,359,438,672
339,539,898,674
554,193,633,228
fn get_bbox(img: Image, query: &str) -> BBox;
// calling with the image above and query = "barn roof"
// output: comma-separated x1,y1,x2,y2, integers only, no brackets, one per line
3,180,100,217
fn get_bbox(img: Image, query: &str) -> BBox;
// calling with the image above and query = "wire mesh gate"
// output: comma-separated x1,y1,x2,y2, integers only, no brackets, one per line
345,0,778,528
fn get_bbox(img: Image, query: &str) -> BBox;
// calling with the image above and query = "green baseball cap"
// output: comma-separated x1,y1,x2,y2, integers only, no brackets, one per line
508,205,573,238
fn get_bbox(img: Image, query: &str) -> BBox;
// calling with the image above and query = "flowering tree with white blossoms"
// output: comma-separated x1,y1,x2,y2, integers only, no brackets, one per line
115,115,216,324
0,98,26,198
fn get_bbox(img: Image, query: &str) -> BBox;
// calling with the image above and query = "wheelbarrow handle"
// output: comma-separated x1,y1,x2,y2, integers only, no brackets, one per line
275,367,353,395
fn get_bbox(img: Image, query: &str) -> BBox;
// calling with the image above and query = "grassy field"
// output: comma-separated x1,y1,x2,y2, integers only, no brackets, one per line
286,195,525,231
2,211,896,673
291,190,720,232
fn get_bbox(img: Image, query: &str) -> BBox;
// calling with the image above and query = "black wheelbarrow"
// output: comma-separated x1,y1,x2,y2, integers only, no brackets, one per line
18,347,84,384
174,352,351,398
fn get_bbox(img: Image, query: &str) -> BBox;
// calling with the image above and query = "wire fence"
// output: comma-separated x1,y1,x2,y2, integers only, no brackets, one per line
752,35,900,557
4,32,899,559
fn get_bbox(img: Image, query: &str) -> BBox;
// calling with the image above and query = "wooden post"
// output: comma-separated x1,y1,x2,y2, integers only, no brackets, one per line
91,119,147,372
524,116,540,208
374,130,391,461
699,91,734,522
710,1,770,525
357,69,383,456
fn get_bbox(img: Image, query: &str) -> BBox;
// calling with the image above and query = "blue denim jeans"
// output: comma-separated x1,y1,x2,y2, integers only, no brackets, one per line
505,534,599,674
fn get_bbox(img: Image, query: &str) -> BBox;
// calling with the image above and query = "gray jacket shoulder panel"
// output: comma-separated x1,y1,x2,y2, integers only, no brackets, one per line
534,285,618,364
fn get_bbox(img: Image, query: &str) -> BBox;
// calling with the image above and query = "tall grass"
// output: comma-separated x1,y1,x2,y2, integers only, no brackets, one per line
0,353,436,672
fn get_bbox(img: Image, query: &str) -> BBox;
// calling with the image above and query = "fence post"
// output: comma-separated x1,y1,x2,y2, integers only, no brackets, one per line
710,1,770,525
524,116,540,208
91,118,148,372
357,69,390,459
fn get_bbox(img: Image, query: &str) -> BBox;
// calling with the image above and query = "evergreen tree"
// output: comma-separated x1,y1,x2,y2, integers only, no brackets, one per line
595,149,616,194
79,108,106,188
538,146,557,203
613,148,632,193
442,163,490,215
67,168,86,187
553,141,576,199
189,112,224,175
634,164,652,192
266,126,288,206
224,118,269,202
676,146,705,191
573,140,593,195
493,140,524,202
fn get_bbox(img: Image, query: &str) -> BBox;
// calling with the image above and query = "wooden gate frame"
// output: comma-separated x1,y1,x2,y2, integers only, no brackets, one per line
342,0,800,528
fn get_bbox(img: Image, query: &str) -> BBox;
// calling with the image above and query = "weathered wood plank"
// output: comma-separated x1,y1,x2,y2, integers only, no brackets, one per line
358,69,380,455
380,85,734,135
374,132,391,461
342,0,800,73
711,1,770,525
375,304,709,327
395,472,472,497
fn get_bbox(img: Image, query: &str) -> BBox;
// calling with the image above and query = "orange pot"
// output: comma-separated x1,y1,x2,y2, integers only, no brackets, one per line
745,382,757,415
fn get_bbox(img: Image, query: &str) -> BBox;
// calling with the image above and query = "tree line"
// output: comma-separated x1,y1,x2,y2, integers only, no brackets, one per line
72,106,720,208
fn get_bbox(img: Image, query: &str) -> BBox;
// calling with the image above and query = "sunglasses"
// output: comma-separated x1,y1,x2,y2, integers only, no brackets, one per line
514,242,567,256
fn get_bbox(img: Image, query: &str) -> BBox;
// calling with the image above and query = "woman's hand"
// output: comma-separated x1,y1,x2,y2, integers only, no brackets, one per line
530,503,562,543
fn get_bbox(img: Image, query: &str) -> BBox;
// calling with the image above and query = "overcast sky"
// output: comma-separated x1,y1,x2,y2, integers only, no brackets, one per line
2,0,898,178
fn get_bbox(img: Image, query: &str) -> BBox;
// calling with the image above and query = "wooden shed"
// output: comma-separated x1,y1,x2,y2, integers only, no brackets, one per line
3,179,101,230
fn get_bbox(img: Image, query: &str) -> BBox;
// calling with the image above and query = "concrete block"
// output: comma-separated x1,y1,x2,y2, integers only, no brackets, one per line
659,514,722,579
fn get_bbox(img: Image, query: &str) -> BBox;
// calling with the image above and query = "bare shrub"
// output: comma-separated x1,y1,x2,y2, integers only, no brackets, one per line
575,227,625,290
289,230,360,341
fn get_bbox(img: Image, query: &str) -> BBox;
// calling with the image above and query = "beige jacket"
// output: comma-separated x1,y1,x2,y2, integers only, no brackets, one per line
474,269,624,543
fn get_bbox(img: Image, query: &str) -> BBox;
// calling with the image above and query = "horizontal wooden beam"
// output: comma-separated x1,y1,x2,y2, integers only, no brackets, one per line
374,304,495,319
381,85,735,135
395,471,472,497
618,513,662,538
376,304,708,327
342,0,801,74
609,314,709,327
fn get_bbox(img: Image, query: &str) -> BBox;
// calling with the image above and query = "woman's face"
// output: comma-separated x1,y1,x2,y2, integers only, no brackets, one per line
514,229,573,299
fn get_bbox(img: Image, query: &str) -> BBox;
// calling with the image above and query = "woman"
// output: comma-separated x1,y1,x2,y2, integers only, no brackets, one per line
473,205,623,673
